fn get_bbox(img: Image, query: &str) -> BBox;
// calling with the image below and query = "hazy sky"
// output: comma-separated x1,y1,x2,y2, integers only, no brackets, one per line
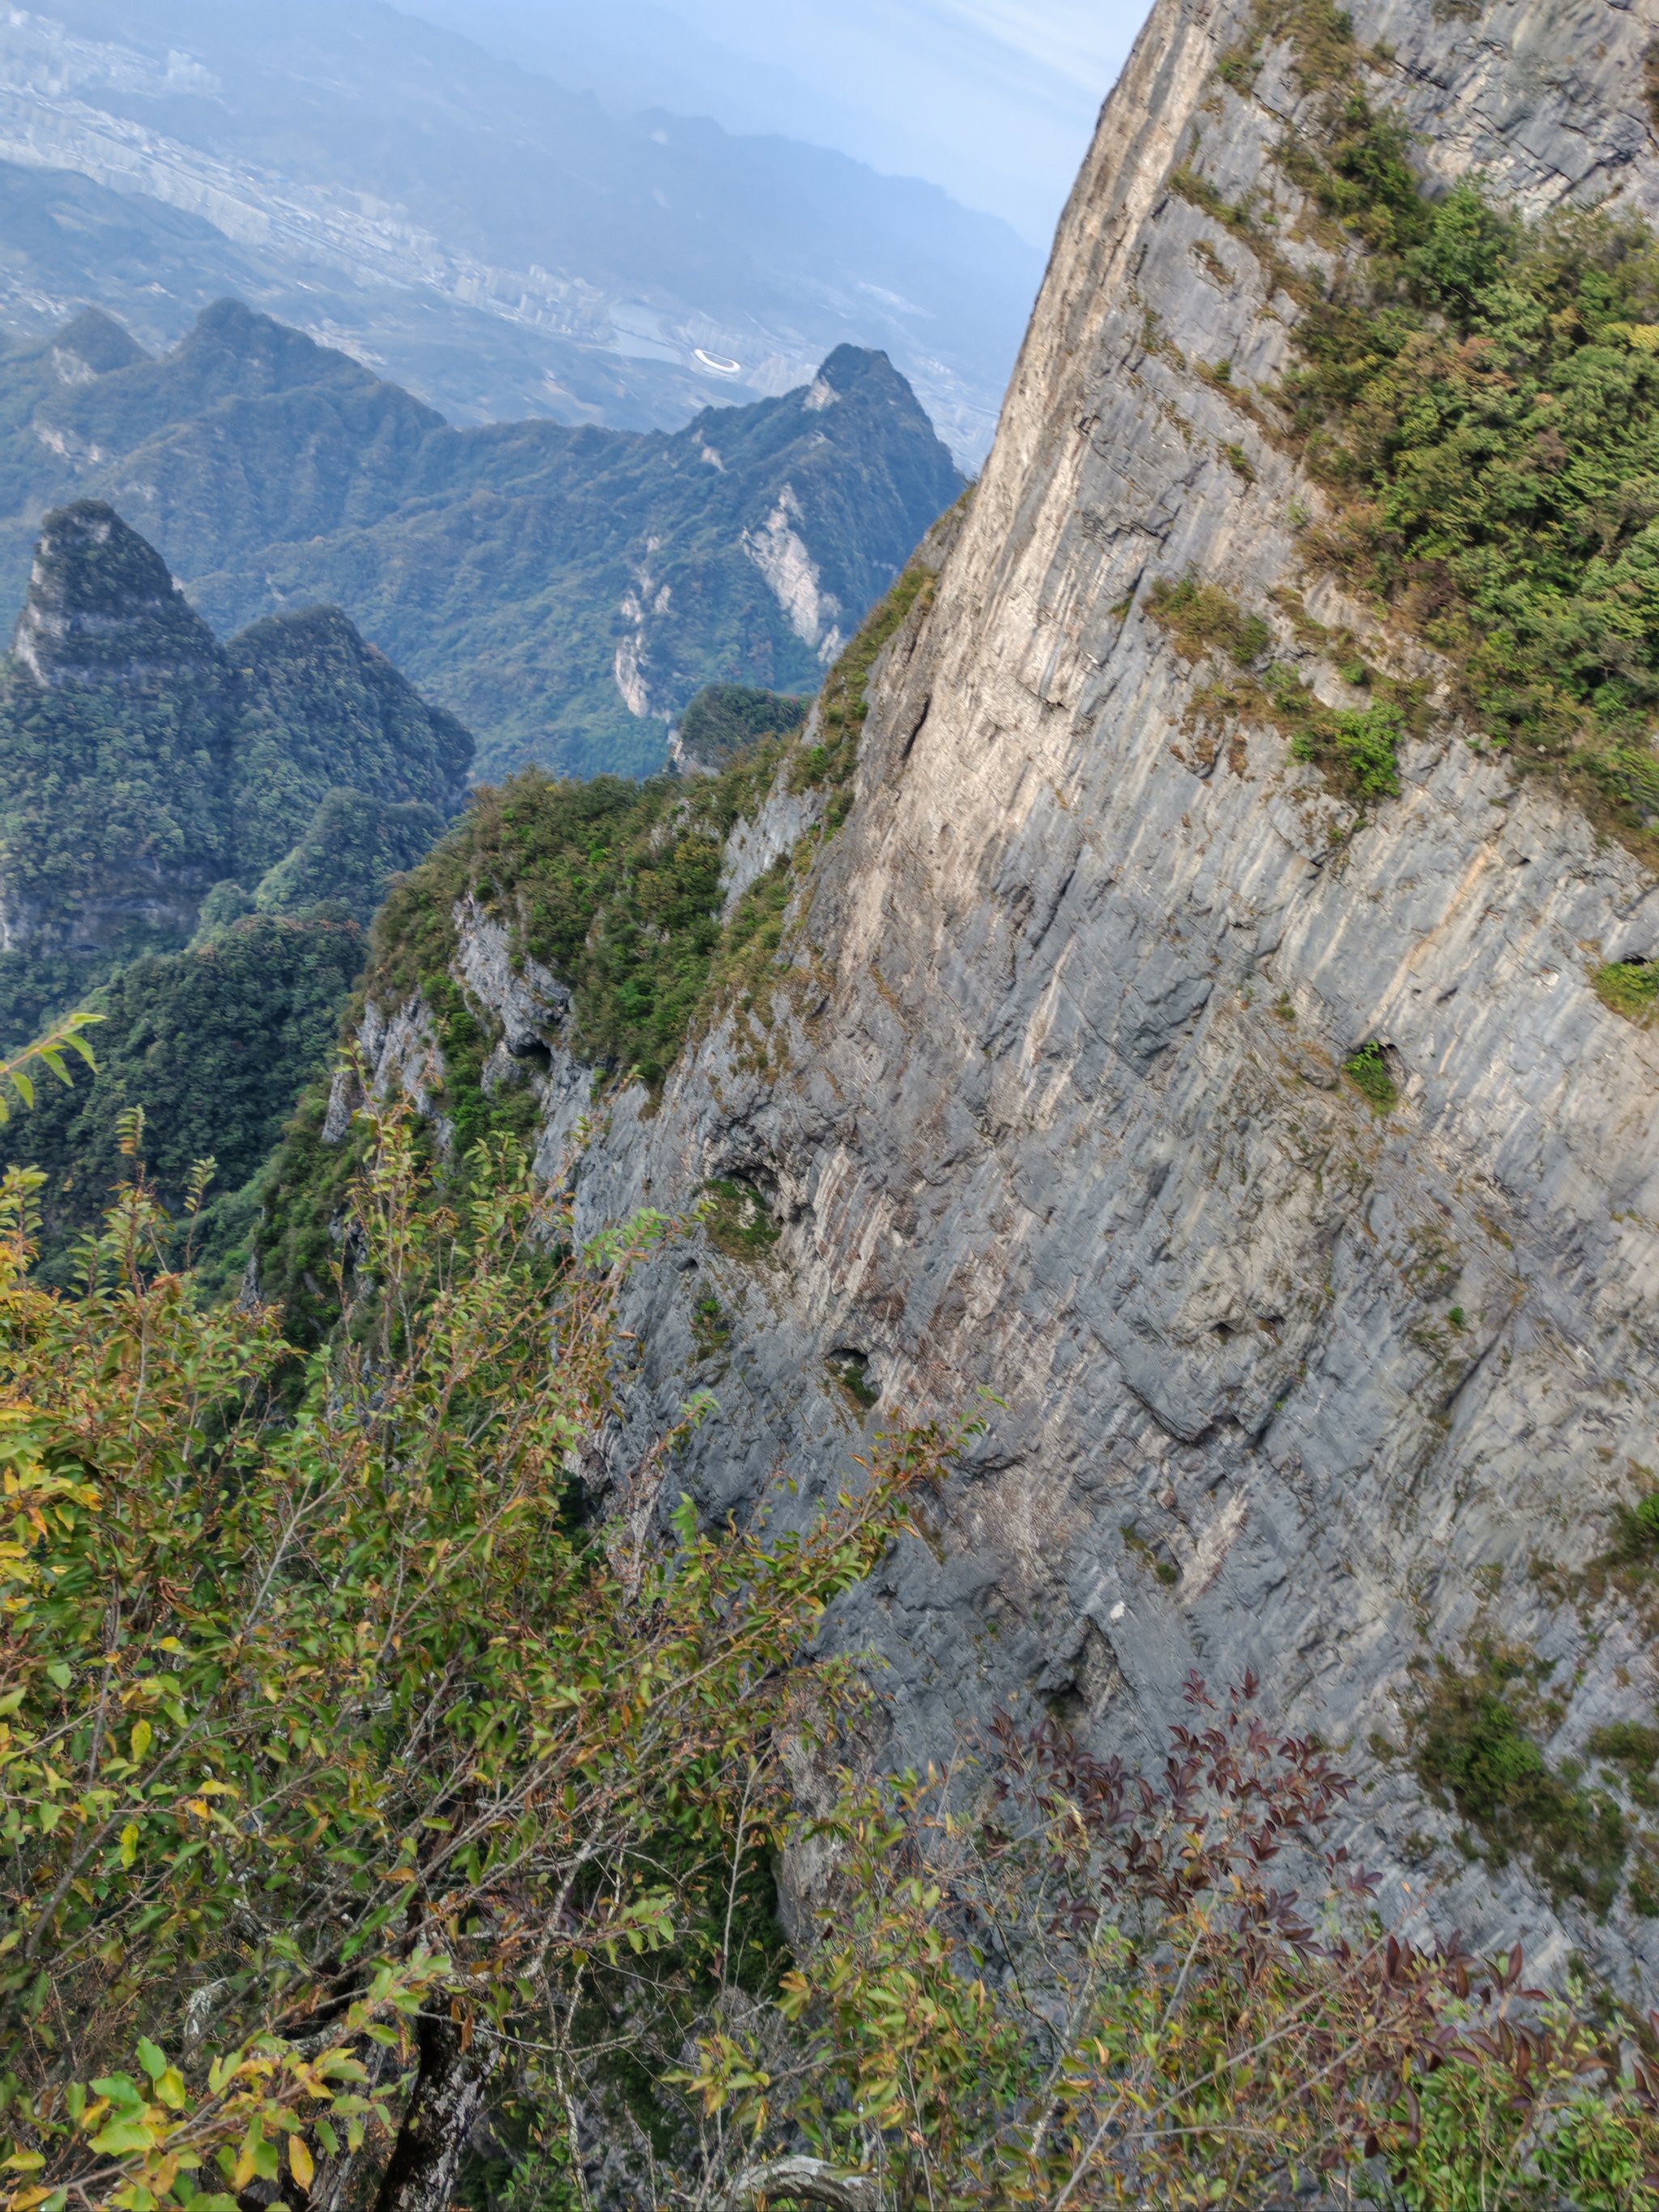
430,0,1151,243
655,0,1149,239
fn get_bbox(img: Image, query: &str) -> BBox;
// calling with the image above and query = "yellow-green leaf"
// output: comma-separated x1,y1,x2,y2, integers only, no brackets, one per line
90,2118,158,2156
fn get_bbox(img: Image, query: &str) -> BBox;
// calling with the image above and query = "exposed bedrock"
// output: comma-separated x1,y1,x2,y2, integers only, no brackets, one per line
400,0,1659,1997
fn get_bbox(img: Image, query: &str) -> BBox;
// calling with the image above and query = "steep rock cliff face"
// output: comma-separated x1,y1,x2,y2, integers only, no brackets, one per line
336,0,1659,1998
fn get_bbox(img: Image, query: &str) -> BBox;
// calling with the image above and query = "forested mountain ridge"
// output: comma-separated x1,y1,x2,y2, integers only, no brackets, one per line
0,500,470,962
0,302,965,779
0,497,471,1268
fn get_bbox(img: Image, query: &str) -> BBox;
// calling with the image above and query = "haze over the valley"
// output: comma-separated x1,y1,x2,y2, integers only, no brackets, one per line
403,0,1146,246
0,0,1145,462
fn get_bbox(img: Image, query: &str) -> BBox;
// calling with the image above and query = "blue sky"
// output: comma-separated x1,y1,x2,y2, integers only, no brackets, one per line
428,1,1152,243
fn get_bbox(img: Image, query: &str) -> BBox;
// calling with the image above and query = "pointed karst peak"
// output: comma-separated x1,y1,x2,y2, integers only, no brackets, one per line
50,308,148,386
804,345,905,411
11,501,220,690
178,298,385,402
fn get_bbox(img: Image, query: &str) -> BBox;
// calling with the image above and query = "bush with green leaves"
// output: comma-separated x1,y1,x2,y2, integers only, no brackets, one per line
1616,1487,1659,1562
0,1102,956,2212
1344,1038,1400,1111
1593,960,1659,1025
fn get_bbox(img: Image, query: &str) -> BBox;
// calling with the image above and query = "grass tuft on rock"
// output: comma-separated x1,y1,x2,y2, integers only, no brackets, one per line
1412,1646,1630,1914
701,1178,779,1264
1593,959,1659,1025
1614,1488,1659,1562
1149,576,1269,667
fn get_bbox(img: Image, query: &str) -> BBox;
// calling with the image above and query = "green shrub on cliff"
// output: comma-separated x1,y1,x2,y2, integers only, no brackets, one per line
1149,573,1410,801
1412,1645,1631,1915
1171,19,1659,842
1276,70,1659,834
0,1107,957,2212
372,769,744,1097
1593,958,1659,1025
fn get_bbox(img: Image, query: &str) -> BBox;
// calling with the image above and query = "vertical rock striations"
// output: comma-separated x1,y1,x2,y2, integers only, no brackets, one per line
323,2,1659,1998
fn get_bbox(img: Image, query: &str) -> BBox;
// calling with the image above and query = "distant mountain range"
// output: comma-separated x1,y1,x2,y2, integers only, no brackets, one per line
0,300,963,780
0,0,1041,461
404,0,1127,249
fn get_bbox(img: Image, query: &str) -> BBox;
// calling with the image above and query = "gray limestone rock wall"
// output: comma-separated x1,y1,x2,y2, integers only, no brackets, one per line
356,0,1659,2002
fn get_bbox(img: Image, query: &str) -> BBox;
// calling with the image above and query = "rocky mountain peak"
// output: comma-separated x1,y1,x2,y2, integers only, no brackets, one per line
11,500,220,690
49,307,149,386
178,299,381,402
812,343,899,397
0,496,474,1036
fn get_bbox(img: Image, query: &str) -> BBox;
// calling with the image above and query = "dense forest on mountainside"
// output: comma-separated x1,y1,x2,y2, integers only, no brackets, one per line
0,499,471,1270
0,303,963,779
8,914,366,1293
675,679,810,768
